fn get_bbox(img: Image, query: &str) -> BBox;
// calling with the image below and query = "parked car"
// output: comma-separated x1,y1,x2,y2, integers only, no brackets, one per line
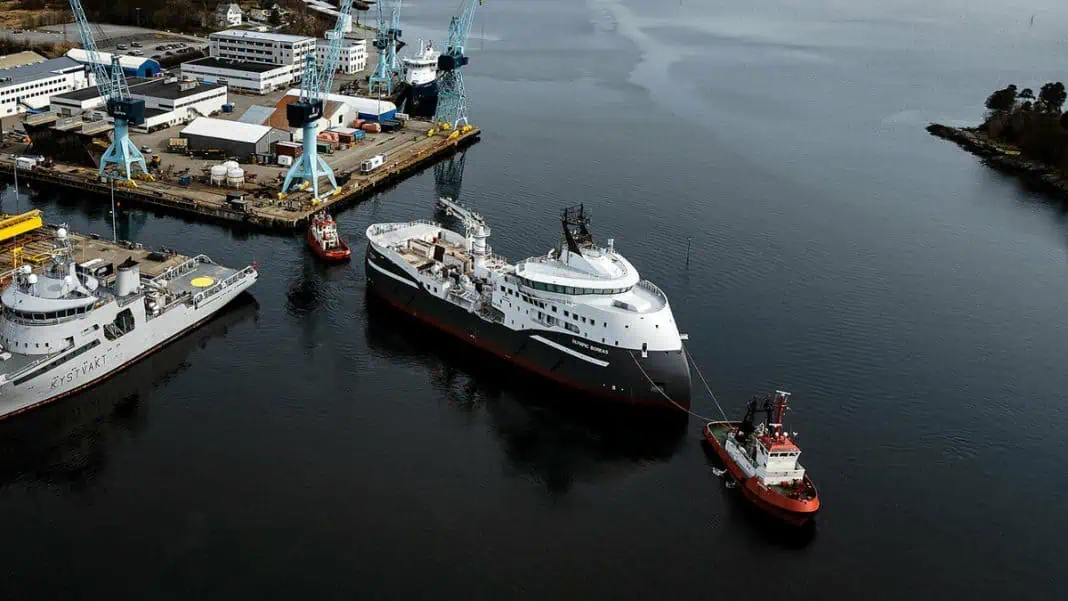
131,50,144,56
140,146,151,153
117,44,128,50
12,29,23,34
131,41,142,48
155,45,165,50
164,51,173,56
152,54,161,59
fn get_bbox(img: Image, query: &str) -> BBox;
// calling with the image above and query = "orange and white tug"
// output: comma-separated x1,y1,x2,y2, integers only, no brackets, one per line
703,391,820,525
307,212,351,262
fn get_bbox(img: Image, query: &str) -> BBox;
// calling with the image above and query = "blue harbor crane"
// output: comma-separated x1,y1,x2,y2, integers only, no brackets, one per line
67,0,149,182
369,0,402,95
434,0,484,129
282,0,356,202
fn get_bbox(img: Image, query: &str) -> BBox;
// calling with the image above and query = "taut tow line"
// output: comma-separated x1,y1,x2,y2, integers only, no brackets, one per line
630,343,729,422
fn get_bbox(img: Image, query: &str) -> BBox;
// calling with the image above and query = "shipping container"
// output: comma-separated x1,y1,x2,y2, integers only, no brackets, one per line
275,141,302,158
361,122,382,134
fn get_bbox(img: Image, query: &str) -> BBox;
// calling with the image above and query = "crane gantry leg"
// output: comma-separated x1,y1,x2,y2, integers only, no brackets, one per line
100,119,148,180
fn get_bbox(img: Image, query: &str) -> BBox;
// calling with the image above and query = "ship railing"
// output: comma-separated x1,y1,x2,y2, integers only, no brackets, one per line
636,280,668,304
367,220,438,237
152,255,216,284
190,265,256,308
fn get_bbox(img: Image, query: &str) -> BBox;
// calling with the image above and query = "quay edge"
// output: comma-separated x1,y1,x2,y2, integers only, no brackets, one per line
0,128,481,232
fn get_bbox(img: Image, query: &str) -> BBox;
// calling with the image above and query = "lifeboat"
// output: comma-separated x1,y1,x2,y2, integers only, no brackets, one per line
703,391,820,525
307,212,351,262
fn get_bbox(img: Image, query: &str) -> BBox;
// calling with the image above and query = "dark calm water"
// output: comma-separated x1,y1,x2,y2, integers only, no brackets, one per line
2,1,1066,597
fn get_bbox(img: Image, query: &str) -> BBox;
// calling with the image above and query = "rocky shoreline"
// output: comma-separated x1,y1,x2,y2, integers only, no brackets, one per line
927,123,1068,200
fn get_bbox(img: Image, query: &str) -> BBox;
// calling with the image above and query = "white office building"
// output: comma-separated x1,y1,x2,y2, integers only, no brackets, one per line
51,77,228,132
209,30,315,78
182,57,295,94
0,57,93,117
316,37,367,74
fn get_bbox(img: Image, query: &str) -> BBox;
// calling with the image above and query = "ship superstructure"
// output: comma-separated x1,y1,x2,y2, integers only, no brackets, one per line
0,228,257,419
397,39,439,118
365,201,691,408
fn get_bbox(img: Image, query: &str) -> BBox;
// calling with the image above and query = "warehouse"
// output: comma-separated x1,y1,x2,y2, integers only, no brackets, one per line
283,89,397,121
180,116,291,158
51,77,228,132
65,49,162,78
181,57,294,94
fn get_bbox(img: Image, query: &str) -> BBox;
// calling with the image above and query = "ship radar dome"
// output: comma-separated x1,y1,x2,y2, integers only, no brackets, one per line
27,274,37,285
56,227,68,239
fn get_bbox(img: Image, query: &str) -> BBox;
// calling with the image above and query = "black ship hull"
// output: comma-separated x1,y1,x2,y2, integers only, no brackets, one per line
395,81,439,119
366,246,692,410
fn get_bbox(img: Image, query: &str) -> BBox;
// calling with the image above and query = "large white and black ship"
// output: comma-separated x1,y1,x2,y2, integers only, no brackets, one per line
395,39,439,119
365,201,692,409
0,228,257,419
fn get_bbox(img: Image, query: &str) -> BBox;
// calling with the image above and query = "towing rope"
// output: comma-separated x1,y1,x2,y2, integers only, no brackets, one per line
682,344,730,422
629,344,728,423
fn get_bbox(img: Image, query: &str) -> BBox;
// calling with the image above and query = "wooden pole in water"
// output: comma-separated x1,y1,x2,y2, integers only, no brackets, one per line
686,236,692,265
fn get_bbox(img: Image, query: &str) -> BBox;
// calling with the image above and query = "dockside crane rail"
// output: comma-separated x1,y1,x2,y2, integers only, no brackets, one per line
434,0,485,130
281,0,356,201
67,0,149,181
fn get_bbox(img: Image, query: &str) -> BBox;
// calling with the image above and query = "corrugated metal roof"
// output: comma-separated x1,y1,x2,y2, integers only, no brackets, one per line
182,117,272,143
283,89,397,115
265,94,343,130
65,49,160,72
239,105,275,125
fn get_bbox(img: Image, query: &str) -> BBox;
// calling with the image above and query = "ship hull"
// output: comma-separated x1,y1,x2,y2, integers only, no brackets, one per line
395,81,439,119
366,246,691,410
0,272,257,420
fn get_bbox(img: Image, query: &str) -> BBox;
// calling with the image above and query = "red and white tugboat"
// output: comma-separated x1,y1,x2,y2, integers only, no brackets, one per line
307,212,351,262
703,391,820,525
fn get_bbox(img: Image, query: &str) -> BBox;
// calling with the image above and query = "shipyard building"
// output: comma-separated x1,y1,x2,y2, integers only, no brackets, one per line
180,116,291,158
65,49,162,78
0,57,93,117
51,77,228,132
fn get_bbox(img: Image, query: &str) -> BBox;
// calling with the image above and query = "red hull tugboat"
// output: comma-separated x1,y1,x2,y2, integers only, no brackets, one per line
307,212,351,262
703,391,820,525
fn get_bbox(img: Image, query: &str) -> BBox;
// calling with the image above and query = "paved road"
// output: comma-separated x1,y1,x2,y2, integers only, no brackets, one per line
0,22,206,51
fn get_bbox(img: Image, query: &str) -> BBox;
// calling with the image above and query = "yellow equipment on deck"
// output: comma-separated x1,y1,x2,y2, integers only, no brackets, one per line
0,210,43,243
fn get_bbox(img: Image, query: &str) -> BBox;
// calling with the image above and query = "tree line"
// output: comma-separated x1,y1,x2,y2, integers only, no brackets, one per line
982,82,1068,173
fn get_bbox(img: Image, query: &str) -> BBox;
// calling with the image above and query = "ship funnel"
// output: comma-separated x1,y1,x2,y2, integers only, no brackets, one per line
116,256,141,297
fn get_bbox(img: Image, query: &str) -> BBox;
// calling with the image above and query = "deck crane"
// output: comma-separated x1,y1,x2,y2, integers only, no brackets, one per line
369,0,402,95
434,0,484,130
67,0,149,181
281,0,355,202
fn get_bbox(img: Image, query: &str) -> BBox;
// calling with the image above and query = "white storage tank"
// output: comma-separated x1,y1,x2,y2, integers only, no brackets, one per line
209,164,227,186
222,160,239,170
226,166,245,188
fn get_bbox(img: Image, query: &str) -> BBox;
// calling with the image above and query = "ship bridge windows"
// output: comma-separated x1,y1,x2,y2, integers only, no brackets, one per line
2,304,94,322
521,278,631,296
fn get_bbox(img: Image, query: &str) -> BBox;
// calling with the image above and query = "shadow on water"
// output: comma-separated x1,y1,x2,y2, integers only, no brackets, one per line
0,294,259,492
363,291,688,495
700,439,818,548
285,250,350,316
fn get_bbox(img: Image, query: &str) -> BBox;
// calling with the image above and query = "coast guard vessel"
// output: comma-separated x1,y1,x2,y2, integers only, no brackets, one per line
0,228,258,419
365,200,691,409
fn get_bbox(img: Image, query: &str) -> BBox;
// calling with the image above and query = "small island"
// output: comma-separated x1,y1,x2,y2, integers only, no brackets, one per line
928,82,1068,199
